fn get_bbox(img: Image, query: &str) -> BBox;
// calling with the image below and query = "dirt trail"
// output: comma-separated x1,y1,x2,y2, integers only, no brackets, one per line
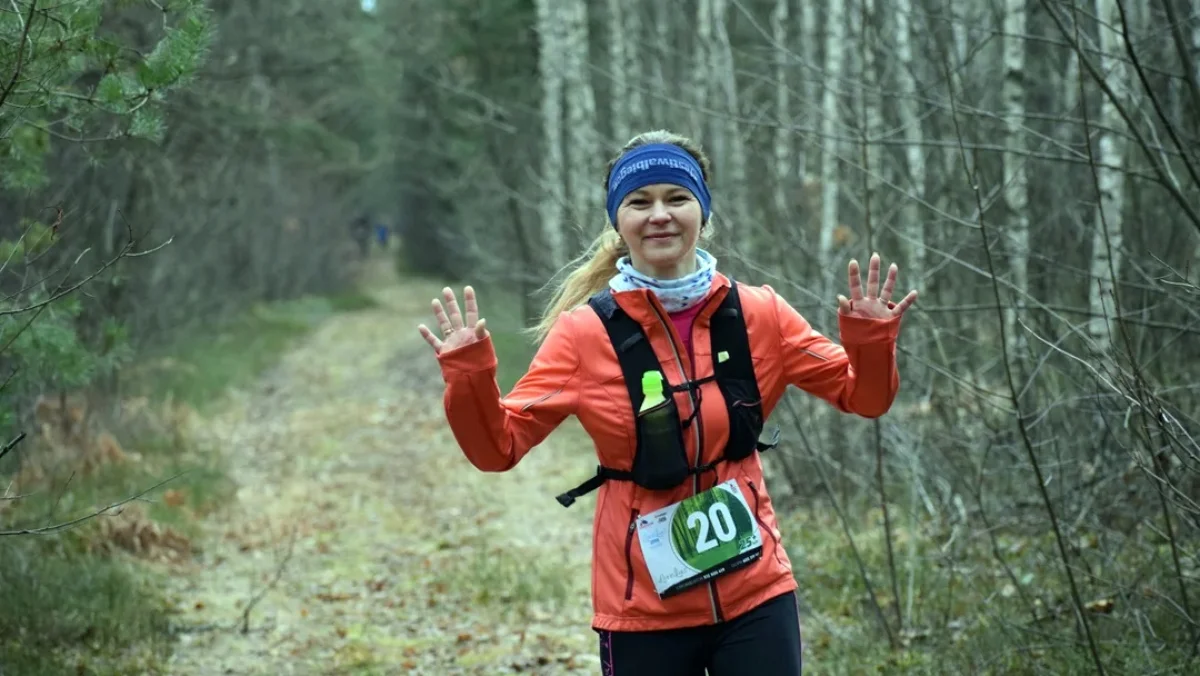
163,258,601,675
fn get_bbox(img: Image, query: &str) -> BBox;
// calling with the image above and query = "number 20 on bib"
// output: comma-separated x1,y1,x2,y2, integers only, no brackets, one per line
635,479,764,598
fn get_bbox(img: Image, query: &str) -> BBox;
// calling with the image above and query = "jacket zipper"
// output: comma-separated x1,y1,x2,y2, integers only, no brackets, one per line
647,288,727,623
624,507,639,601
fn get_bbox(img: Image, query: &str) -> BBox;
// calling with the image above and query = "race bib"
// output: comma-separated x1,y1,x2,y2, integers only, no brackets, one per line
635,479,763,598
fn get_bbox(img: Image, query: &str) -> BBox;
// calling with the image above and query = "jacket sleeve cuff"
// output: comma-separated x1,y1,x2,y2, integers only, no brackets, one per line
436,335,498,375
838,313,901,345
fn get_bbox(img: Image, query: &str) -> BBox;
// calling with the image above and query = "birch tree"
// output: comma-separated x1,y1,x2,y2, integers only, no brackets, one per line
563,0,601,238
711,0,750,256
690,0,713,144
1001,0,1029,353
1087,0,1128,352
819,0,847,287
535,0,566,267
1194,14,1199,88
607,0,630,141
853,0,882,218
892,0,928,399
798,1,817,180
939,5,974,210
652,2,672,124
772,0,792,237
893,0,926,287
1194,20,1200,281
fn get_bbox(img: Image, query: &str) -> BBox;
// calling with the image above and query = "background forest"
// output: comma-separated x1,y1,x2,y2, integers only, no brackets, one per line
2,0,1198,673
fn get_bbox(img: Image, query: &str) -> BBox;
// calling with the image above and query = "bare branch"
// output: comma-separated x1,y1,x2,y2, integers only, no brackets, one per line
0,471,188,537
0,432,25,464
0,0,36,112
937,19,1109,671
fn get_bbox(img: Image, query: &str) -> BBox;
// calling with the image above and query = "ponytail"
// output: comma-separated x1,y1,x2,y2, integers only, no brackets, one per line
527,227,625,344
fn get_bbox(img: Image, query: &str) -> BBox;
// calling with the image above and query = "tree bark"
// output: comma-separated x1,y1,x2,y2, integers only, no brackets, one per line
535,0,567,267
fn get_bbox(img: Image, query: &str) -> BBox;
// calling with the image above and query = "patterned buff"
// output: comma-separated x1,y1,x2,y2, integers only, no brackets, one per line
609,248,718,313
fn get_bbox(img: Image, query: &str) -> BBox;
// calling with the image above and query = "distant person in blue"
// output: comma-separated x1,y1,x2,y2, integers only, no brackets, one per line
374,222,390,249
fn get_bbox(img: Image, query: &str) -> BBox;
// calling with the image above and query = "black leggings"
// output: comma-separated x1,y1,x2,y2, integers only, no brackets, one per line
597,591,803,676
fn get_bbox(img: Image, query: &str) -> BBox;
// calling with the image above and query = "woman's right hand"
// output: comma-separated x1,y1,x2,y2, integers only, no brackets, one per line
418,286,489,355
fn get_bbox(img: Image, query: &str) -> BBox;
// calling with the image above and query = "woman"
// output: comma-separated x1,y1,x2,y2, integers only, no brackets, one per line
417,130,917,675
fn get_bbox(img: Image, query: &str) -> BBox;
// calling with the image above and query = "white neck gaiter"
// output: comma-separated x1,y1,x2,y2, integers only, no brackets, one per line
608,249,718,313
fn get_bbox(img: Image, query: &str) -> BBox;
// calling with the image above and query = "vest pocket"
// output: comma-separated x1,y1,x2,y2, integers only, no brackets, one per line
717,377,764,461
631,395,691,490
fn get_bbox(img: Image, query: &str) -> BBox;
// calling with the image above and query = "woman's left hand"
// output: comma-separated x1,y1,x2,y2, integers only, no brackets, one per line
837,252,918,319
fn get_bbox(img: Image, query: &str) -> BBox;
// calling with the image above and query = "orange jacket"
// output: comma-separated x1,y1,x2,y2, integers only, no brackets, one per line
435,273,903,632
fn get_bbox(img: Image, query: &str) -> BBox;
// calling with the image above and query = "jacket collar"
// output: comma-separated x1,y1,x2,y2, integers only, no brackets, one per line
608,271,732,325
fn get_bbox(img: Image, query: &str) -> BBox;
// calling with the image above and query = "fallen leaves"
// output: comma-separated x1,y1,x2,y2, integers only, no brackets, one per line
88,502,193,563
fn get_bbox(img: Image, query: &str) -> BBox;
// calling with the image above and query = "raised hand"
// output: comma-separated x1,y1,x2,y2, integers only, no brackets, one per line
837,253,918,319
418,286,488,355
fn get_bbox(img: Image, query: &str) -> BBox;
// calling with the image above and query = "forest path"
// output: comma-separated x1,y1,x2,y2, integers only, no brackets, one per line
163,256,600,675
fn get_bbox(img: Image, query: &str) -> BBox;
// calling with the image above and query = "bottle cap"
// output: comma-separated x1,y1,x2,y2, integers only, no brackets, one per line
641,370,663,397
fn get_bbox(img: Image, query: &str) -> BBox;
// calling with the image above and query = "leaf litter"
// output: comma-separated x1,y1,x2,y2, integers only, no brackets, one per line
162,273,601,675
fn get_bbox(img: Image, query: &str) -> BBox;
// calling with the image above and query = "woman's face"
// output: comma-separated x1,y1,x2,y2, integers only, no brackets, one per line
614,183,703,279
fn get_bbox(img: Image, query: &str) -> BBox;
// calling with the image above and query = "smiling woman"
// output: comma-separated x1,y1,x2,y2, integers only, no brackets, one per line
415,129,919,676
616,184,703,279
528,131,721,341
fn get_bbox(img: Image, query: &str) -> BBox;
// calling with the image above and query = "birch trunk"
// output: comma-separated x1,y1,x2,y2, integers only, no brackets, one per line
1194,10,1199,86
711,0,750,256
893,0,926,285
607,0,629,141
690,0,713,144
535,0,566,267
563,0,602,239
942,6,972,187
653,3,671,123
1088,0,1127,351
624,3,644,133
819,0,847,283
772,0,792,227
1001,0,1029,354
798,2,816,180
1194,10,1200,283
855,0,882,214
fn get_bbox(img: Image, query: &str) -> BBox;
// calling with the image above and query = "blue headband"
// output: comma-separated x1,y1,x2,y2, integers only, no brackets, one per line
605,143,712,227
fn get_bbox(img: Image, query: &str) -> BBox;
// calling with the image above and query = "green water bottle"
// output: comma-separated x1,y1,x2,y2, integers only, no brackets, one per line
636,370,687,489
640,370,668,414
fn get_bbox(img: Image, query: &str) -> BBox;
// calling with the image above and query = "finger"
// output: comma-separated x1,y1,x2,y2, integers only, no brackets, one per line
417,324,443,352
464,286,479,328
866,253,881,299
432,299,454,335
837,294,853,315
473,318,488,340
442,287,464,330
892,290,919,317
880,263,898,303
847,259,864,301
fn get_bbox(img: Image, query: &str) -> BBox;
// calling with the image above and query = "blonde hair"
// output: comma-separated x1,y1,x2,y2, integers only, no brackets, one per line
527,130,714,343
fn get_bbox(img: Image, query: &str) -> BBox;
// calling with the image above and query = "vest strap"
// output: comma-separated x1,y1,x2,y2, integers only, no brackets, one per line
557,281,777,508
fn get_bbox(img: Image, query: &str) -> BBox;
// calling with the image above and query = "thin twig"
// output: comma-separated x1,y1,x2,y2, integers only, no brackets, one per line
0,432,25,463
240,526,299,634
0,471,188,536
0,0,36,112
783,397,899,648
937,22,1108,674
